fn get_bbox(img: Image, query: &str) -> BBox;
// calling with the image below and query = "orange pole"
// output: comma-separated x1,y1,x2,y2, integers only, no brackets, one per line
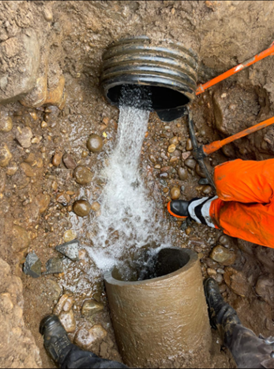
203,116,274,156
196,42,274,95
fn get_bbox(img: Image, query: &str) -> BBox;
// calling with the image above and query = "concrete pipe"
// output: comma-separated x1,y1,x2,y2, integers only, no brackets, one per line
100,37,199,122
104,247,211,368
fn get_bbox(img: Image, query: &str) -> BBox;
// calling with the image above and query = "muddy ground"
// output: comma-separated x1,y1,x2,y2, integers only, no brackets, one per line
1,1,274,368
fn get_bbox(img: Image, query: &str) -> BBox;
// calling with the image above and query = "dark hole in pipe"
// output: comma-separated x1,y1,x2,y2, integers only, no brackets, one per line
107,84,190,111
112,248,190,282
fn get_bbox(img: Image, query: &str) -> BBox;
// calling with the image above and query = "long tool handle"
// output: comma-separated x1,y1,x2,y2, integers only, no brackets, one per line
203,116,274,156
196,42,274,95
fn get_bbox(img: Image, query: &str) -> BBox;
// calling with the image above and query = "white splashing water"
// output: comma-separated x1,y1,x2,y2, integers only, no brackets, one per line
86,102,168,274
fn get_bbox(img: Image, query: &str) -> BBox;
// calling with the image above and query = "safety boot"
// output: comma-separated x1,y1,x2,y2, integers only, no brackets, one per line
167,200,190,220
40,314,73,365
204,278,241,345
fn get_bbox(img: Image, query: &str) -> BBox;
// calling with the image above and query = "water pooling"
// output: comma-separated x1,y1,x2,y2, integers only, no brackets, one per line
85,87,169,277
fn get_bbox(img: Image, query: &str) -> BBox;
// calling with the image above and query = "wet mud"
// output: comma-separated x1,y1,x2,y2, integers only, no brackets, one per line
1,1,274,368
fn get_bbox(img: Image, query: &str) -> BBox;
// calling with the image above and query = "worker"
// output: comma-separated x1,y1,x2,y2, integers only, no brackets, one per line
168,159,274,248
40,278,274,368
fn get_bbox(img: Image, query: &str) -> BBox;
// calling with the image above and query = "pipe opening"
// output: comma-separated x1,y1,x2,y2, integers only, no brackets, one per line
111,248,191,282
107,84,190,111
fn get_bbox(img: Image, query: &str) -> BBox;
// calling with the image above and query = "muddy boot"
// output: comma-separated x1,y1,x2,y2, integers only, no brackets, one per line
167,200,190,219
40,315,73,365
204,278,241,345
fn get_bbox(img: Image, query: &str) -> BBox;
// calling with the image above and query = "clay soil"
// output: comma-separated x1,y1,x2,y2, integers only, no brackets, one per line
1,1,274,368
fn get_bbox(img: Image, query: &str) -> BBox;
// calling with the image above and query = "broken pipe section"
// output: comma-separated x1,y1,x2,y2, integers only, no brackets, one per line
104,248,212,368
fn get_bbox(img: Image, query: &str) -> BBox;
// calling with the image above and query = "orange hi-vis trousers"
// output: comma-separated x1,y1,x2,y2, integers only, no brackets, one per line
209,159,274,248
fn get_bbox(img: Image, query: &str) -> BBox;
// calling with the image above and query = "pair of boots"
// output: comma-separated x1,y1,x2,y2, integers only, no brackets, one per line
40,279,239,368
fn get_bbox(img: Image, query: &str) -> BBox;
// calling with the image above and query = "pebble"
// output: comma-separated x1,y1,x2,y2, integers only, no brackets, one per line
202,185,212,195
154,164,161,169
0,113,13,132
149,155,156,163
63,296,74,312
0,143,12,167
185,158,196,169
210,245,236,265
54,294,71,315
74,166,93,185
198,178,209,185
170,157,178,164
55,240,79,261
178,167,188,180
185,227,192,235
74,325,107,350
44,258,63,275
43,7,53,21
73,200,91,217
15,127,33,148
56,192,70,205
52,152,63,167
82,150,89,158
182,151,191,160
255,276,274,304
87,134,103,153
207,268,217,276
41,121,47,128
63,230,77,242
91,202,100,212
20,162,35,177
23,252,41,278
169,136,179,145
218,235,232,248
63,153,76,169
173,149,181,158
59,310,76,333
186,139,193,151
195,163,206,178
81,300,104,316
37,193,51,213
170,186,180,200
224,267,249,297
6,161,18,176
214,273,223,284
44,279,62,300
168,144,176,153
163,187,169,193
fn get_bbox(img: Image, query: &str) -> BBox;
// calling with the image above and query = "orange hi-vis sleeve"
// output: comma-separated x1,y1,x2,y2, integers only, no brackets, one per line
209,159,274,248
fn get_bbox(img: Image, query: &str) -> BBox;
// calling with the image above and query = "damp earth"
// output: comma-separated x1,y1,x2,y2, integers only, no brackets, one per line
1,1,274,368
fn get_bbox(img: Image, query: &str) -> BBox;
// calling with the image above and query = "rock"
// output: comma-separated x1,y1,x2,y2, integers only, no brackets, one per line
55,240,79,261
173,149,181,158
59,310,76,333
202,185,213,195
53,294,71,315
170,156,178,164
74,166,93,185
63,296,74,312
185,158,196,169
0,30,40,104
210,245,236,265
43,7,53,21
149,155,156,163
218,235,232,248
91,202,100,212
178,167,188,180
12,225,30,252
23,252,41,278
168,144,176,153
81,300,104,317
20,73,48,108
56,192,70,205
0,143,12,167
0,170,6,192
37,193,51,213
182,151,191,161
44,258,63,275
0,112,13,132
74,325,107,350
207,268,217,276
63,230,77,242
186,138,193,151
63,153,76,169
199,178,209,185
6,161,18,176
20,162,35,177
73,200,91,217
87,134,103,153
44,279,62,300
213,273,223,284
52,152,63,167
15,127,33,148
255,276,274,305
195,163,206,178
170,186,180,200
224,267,249,297
169,136,179,145
44,75,66,108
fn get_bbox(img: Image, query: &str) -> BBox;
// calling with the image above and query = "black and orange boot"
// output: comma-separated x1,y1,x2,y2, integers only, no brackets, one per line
167,200,190,220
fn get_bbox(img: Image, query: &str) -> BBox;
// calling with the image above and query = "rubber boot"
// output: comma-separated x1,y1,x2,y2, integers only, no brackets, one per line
167,200,190,219
204,278,241,346
40,314,73,365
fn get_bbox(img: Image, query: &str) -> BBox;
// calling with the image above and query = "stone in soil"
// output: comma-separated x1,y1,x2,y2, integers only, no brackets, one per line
186,138,193,151
168,144,176,153
196,163,206,178
178,167,188,180
0,113,13,132
53,294,71,315
73,199,91,217
63,229,77,242
74,165,93,185
44,258,63,275
20,162,35,177
55,240,79,261
199,178,209,185
59,309,76,333
63,153,76,169
170,186,180,200
224,267,249,297
91,202,100,212
87,134,103,153
210,245,236,265
52,152,63,167
6,161,18,176
0,143,12,167
81,300,104,317
185,158,196,169
202,185,213,195
74,325,107,350
56,192,70,205
15,127,33,148
37,193,51,213
63,296,74,312
23,252,41,278
255,276,274,305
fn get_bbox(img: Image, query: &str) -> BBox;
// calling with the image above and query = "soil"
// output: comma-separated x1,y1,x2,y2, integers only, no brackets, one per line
1,1,274,368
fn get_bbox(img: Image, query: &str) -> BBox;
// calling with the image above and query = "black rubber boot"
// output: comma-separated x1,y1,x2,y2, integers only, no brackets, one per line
167,200,190,219
204,278,241,344
40,315,73,365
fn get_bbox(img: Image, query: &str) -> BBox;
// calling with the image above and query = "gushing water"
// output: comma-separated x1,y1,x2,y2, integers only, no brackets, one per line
86,87,168,275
